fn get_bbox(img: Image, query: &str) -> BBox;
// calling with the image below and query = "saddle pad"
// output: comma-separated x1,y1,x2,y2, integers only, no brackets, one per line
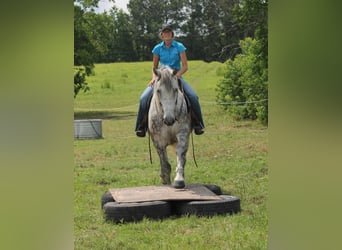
109,184,222,203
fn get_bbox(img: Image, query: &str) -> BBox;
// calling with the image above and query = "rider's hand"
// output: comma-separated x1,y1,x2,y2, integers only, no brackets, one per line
148,79,155,86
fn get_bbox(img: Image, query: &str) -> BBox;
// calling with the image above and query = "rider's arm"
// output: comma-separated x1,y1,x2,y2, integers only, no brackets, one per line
149,55,160,86
176,52,188,79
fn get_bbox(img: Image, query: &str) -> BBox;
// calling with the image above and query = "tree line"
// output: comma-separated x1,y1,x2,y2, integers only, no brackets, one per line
75,0,267,63
74,0,268,124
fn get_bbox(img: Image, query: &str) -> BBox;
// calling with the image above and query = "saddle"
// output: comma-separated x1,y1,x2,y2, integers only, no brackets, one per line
177,79,202,128
178,79,191,112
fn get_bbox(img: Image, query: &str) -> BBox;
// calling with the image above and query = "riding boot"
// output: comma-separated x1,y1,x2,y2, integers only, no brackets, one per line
187,95,205,135
191,110,205,135
135,89,153,137
135,115,147,137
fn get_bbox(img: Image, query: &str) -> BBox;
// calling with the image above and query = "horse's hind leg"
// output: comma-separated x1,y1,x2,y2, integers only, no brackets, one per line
173,136,189,189
157,147,171,185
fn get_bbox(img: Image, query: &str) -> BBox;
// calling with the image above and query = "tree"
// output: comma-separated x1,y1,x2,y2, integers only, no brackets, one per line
109,9,138,62
128,0,160,60
128,0,189,61
216,37,268,124
201,0,231,61
74,5,97,97
180,0,206,60
176,0,243,62
74,0,114,97
233,0,268,65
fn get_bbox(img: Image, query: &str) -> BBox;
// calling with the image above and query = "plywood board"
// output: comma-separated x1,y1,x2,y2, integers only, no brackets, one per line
109,184,222,203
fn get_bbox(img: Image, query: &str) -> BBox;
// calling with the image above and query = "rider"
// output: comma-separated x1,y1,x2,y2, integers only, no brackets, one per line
135,24,205,137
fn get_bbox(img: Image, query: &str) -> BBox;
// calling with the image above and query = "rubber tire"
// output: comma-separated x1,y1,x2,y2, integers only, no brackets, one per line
174,195,240,217
101,191,115,208
203,184,222,195
103,200,172,223
185,183,222,195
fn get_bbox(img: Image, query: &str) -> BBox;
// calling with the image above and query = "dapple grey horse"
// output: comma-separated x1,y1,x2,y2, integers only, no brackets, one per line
148,66,191,189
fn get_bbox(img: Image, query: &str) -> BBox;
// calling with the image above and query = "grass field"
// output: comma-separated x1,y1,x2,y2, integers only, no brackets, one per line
74,61,268,249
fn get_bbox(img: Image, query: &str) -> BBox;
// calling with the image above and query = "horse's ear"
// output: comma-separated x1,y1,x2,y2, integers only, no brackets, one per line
153,68,161,78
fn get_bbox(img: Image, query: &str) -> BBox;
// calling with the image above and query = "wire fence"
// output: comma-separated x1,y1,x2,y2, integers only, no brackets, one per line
202,99,268,105
74,98,268,140
74,98,268,113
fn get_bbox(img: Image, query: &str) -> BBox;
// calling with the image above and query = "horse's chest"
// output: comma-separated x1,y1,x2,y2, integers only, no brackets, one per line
149,114,164,133
149,115,177,140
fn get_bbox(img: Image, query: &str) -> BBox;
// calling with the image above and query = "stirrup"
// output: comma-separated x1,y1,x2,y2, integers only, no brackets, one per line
136,129,146,137
194,127,204,135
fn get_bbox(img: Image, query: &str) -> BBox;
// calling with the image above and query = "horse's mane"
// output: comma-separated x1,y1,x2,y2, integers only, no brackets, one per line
158,67,174,91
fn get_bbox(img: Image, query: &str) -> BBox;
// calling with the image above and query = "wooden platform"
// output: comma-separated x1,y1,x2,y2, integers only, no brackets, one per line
109,184,222,203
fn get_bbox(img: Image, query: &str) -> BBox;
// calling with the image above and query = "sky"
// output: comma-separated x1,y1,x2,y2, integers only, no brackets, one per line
96,0,129,13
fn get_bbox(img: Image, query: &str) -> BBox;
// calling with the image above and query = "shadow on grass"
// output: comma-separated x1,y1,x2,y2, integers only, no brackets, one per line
74,110,136,120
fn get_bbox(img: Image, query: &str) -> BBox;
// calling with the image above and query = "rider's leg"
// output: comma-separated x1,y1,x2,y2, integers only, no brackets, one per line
180,78,205,135
135,86,153,137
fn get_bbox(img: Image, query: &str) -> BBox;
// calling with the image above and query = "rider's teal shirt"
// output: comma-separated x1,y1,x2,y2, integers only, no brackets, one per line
152,40,186,70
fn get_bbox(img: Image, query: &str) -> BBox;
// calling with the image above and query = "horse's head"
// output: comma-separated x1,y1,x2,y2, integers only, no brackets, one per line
153,67,180,126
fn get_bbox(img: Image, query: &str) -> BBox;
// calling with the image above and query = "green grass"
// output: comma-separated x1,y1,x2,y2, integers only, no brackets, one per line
74,61,268,249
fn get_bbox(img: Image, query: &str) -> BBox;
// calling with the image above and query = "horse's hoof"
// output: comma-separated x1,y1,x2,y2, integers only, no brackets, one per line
173,180,185,189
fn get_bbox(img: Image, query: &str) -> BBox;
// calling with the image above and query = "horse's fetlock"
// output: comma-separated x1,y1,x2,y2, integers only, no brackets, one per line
176,167,184,175
160,175,171,185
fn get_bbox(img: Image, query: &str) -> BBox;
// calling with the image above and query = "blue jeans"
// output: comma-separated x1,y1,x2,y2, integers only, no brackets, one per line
135,78,205,131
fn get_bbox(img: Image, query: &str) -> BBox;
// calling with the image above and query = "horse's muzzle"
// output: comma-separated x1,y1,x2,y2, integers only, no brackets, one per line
163,116,175,126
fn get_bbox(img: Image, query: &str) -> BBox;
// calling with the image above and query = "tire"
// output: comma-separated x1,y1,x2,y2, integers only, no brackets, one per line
103,200,171,223
185,183,222,195
203,184,222,195
174,195,240,217
101,191,115,208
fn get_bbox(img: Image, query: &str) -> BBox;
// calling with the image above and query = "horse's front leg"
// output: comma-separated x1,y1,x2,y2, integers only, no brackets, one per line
173,135,189,189
156,147,171,185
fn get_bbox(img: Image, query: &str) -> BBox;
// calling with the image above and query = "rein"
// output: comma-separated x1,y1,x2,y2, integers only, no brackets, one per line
191,132,199,168
149,132,153,164
148,131,198,168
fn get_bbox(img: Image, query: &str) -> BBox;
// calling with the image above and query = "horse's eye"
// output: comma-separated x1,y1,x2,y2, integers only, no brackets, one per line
157,89,161,96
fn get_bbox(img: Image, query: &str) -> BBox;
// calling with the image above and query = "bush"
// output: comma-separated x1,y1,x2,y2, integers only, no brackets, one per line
74,66,90,98
216,38,268,125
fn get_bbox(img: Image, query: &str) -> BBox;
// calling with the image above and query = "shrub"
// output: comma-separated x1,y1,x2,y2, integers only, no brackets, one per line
74,66,90,98
216,38,268,125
